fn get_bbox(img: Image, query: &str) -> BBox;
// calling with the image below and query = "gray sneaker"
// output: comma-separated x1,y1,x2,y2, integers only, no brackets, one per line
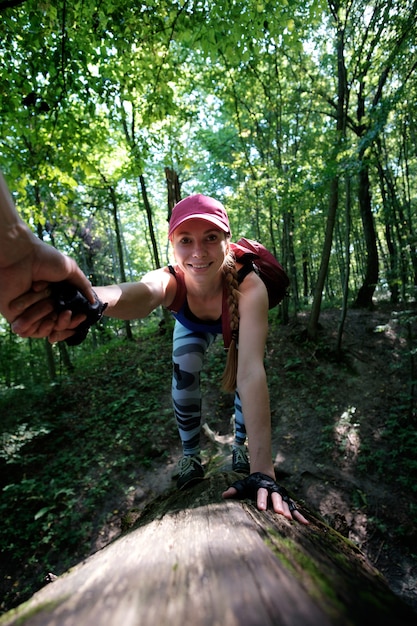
176,456,205,490
232,445,250,473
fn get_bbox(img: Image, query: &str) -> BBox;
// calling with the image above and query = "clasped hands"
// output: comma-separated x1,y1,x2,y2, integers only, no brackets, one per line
10,280,104,344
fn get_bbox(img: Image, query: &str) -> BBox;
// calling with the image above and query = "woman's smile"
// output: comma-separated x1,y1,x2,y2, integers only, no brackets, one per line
188,261,212,270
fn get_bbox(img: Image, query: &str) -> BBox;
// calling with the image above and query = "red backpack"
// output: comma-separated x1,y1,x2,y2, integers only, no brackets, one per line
231,238,289,308
167,237,289,347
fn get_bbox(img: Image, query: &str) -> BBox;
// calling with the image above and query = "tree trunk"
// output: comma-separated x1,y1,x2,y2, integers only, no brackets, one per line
307,176,339,341
374,150,399,304
307,5,347,341
2,473,415,626
353,163,379,308
336,174,352,355
108,183,133,340
282,205,296,323
139,174,161,270
165,166,181,219
58,341,74,373
44,338,56,380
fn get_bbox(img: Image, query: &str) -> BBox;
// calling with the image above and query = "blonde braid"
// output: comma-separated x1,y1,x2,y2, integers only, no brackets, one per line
221,251,240,393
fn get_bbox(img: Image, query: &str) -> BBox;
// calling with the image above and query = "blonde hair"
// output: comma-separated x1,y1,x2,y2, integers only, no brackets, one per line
221,251,240,393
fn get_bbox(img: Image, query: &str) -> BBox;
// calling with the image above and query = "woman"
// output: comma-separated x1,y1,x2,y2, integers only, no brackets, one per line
11,194,308,524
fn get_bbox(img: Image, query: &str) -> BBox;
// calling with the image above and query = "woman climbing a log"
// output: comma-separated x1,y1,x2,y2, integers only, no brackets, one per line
8,192,309,525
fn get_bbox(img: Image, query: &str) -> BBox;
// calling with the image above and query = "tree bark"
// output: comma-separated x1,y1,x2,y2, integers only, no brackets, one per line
44,336,56,380
352,163,379,308
2,473,415,626
139,174,161,270
165,166,181,219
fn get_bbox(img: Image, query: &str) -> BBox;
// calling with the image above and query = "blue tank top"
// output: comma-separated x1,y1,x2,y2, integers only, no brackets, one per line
171,299,223,335
168,263,252,336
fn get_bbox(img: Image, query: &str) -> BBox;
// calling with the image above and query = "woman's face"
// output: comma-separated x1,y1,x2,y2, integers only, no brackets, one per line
171,219,229,281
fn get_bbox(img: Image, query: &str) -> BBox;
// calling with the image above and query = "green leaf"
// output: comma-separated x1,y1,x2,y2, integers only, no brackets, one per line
34,507,52,521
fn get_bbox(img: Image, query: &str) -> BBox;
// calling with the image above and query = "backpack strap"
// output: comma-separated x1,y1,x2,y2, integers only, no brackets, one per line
167,265,187,313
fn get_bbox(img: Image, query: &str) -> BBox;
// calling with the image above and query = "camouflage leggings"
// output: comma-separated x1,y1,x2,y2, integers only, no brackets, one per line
172,320,246,457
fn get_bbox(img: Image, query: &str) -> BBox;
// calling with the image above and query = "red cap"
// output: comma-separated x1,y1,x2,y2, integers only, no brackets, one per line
168,194,230,239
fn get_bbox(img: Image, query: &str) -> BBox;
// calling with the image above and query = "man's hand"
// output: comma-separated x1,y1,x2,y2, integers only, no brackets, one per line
0,171,95,334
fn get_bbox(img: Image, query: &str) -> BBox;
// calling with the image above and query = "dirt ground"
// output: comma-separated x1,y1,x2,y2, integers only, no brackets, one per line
267,306,417,613
93,304,417,615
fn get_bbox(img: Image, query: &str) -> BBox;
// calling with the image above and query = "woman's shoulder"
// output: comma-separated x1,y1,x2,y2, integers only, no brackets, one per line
139,265,179,308
238,267,268,306
160,265,186,312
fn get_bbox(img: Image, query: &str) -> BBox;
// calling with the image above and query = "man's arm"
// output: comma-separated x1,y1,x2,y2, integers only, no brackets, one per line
0,171,94,332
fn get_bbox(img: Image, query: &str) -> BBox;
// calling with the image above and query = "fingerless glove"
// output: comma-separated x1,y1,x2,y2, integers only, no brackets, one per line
51,281,107,346
231,472,298,511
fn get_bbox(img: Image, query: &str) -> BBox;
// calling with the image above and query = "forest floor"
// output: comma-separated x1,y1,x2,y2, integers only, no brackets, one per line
2,303,417,617
88,303,417,615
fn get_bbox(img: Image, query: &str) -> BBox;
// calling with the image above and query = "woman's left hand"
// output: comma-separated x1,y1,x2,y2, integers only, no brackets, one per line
222,472,310,525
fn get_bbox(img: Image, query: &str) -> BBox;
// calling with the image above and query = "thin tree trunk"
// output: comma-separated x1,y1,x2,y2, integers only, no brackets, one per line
44,339,56,380
108,182,133,340
337,175,352,355
375,150,399,304
353,162,378,308
162,168,182,329
283,205,297,321
307,3,347,341
139,174,161,269
165,166,181,220
307,176,339,341
58,341,74,373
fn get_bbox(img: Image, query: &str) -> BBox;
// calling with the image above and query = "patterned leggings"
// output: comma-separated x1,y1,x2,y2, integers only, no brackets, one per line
172,320,246,457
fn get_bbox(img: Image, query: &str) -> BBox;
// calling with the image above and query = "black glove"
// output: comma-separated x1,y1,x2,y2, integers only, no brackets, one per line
230,472,298,512
50,281,108,346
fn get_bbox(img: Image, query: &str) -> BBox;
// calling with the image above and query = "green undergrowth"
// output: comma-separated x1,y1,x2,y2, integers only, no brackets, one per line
0,333,176,614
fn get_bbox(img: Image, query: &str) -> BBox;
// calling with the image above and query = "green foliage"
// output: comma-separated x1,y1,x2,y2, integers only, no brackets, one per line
356,404,417,493
0,334,50,389
0,334,175,612
0,0,416,317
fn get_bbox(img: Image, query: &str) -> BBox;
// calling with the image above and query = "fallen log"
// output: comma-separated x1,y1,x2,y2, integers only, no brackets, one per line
0,472,415,626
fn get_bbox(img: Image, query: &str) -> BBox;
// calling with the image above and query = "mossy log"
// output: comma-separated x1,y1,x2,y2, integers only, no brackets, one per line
1,472,415,626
